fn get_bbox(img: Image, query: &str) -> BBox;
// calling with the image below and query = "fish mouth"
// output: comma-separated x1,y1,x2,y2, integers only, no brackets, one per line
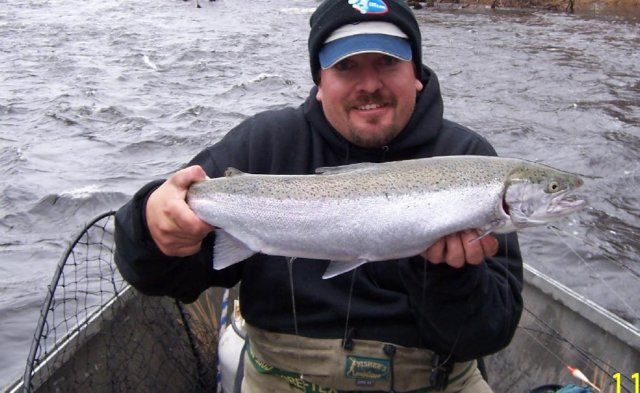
548,191,587,216
503,187,588,230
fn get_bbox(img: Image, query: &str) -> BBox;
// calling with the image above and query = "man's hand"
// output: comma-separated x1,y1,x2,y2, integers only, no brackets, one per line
146,165,214,257
421,230,499,268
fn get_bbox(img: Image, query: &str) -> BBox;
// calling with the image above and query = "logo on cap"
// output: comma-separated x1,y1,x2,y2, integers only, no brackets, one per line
348,0,389,14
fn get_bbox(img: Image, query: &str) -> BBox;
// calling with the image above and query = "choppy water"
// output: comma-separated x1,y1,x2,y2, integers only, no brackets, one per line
1,0,639,388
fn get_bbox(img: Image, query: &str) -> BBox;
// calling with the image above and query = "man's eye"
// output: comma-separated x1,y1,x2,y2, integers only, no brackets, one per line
333,59,354,71
381,56,399,66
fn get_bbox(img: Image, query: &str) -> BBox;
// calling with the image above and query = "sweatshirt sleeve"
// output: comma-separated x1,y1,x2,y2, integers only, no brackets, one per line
399,228,523,360
113,107,309,303
113,180,242,303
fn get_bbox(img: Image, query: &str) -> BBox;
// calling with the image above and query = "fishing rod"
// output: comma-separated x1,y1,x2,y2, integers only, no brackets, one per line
522,307,635,392
547,224,640,280
548,225,640,323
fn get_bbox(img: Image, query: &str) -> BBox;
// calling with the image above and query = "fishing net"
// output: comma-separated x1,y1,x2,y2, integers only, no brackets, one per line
14,211,223,393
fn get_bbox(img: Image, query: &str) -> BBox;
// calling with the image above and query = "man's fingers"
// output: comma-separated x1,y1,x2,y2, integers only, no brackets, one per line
479,234,499,258
422,238,446,263
169,165,213,234
165,195,213,236
422,231,500,268
459,231,483,265
146,165,214,257
445,234,465,268
168,165,208,190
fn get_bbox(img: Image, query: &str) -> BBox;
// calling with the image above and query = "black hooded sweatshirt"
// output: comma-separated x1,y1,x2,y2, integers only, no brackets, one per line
114,66,523,361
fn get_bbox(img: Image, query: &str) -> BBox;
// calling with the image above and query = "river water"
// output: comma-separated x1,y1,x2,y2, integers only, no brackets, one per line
1,0,639,388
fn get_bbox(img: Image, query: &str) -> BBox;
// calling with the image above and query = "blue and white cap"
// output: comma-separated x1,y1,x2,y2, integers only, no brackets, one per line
318,21,412,70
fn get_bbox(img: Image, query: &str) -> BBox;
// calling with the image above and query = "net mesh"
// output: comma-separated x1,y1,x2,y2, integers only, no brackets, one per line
18,211,221,393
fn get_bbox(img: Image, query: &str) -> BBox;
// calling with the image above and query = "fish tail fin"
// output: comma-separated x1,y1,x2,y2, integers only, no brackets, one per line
213,230,256,270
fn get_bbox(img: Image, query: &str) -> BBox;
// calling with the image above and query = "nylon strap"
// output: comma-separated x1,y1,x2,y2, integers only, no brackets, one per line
246,340,473,393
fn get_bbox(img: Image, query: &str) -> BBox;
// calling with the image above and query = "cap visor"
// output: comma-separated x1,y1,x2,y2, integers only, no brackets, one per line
319,34,412,69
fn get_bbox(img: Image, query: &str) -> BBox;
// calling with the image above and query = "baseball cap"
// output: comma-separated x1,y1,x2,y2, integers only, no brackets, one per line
319,21,412,70
308,0,422,84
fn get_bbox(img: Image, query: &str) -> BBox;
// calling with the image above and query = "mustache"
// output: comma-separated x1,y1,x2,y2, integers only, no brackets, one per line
350,91,393,107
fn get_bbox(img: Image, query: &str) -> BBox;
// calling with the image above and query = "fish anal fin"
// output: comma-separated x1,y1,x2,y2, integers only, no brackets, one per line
213,230,256,270
322,259,368,279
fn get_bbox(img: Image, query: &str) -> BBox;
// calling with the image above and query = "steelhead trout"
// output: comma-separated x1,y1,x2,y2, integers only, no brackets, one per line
186,156,586,279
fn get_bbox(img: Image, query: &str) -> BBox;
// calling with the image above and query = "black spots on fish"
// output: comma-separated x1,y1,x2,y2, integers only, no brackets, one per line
223,182,259,195
302,180,334,198
508,167,543,185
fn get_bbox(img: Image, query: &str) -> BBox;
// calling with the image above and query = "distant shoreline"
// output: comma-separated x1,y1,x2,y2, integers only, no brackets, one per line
407,0,640,13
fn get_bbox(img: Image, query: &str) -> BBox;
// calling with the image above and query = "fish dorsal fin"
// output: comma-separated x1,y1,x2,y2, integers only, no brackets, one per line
315,162,379,175
213,230,256,270
225,168,246,177
322,259,368,279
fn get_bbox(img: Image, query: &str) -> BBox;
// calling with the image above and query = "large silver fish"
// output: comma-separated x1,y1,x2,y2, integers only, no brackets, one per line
186,156,586,279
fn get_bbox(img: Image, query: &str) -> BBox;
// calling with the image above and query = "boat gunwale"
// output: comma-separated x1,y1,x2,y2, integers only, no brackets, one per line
524,263,640,351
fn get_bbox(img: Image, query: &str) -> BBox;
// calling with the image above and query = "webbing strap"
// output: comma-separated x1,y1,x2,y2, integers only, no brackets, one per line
245,341,473,393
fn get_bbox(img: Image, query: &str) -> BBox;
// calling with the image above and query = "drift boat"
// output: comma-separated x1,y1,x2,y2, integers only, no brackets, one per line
3,212,639,393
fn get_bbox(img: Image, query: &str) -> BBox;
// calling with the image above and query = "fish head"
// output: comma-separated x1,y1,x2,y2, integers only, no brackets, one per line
501,165,587,231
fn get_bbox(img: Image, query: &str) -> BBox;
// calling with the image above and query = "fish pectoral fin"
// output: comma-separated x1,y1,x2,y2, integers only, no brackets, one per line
470,229,491,243
322,259,369,279
474,219,507,240
509,207,531,228
212,230,256,270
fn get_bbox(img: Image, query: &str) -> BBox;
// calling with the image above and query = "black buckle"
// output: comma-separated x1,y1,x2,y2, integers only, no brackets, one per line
430,353,454,391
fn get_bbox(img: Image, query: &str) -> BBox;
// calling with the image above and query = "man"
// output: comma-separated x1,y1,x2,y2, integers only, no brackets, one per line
114,0,524,391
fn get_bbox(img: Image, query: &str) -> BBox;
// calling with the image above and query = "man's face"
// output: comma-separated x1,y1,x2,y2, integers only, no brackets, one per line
316,53,423,149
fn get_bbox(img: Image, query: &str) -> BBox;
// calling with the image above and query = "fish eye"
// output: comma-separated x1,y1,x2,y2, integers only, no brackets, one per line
547,180,562,193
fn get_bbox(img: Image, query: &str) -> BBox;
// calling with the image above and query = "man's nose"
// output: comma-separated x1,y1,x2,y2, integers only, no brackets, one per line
355,66,383,93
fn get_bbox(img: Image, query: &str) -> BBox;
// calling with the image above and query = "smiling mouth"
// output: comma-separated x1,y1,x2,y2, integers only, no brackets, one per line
356,103,385,111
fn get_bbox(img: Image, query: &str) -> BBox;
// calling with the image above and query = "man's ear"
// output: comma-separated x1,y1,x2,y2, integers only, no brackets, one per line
316,83,323,102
